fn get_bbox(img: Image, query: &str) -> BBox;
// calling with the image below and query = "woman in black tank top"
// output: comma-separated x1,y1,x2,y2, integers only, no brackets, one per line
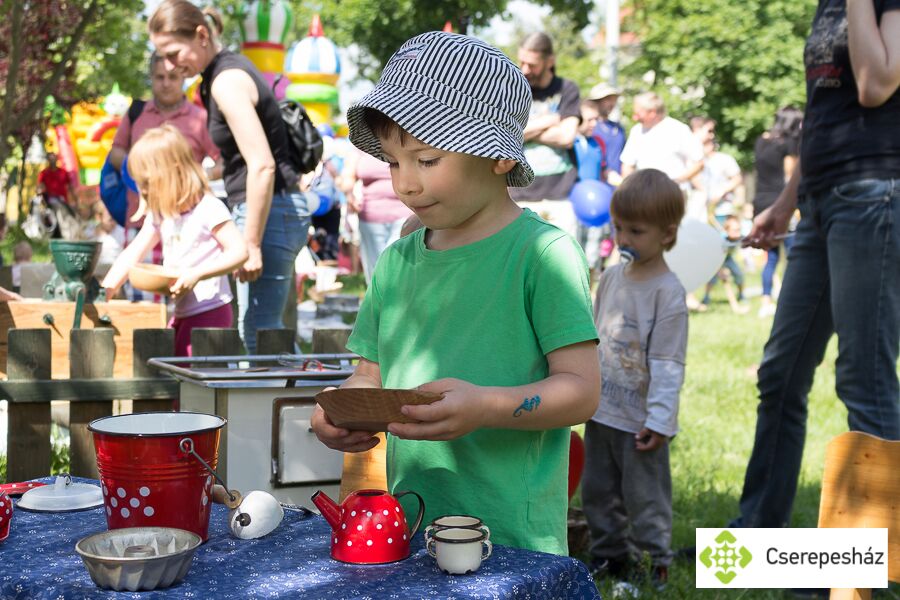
148,0,311,354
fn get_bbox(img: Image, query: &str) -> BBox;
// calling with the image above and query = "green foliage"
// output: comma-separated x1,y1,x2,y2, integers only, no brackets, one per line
50,424,71,476
215,0,594,81
0,0,149,169
0,225,50,265
73,3,150,101
620,0,815,167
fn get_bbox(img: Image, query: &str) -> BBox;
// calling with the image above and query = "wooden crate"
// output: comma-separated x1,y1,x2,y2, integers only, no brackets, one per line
0,299,166,379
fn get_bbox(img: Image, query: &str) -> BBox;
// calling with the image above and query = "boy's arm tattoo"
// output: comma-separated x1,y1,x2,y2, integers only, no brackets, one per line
513,395,542,417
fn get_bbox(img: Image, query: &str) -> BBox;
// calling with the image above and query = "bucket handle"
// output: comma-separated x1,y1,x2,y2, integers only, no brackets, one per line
179,437,239,506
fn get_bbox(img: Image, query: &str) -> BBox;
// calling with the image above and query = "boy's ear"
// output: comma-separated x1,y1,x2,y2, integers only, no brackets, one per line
662,223,678,246
493,159,517,176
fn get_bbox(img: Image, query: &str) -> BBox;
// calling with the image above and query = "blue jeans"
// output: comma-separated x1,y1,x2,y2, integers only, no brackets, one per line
761,236,795,297
737,178,900,528
359,218,405,285
705,251,745,290
232,191,310,354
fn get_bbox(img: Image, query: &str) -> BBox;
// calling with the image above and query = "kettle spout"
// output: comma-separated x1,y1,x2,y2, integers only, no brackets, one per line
311,490,340,530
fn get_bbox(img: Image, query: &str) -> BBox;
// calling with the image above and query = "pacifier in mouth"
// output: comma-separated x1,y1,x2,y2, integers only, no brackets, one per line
619,247,639,263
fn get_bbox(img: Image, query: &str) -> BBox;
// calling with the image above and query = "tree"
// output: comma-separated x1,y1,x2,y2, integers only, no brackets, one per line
0,0,146,170
621,0,815,167
246,0,596,81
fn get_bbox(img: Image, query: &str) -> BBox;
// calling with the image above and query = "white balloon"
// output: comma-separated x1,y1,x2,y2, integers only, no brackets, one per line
663,218,727,293
229,491,284,540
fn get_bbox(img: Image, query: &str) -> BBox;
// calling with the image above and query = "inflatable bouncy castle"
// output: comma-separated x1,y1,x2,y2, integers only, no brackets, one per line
237,3,341,128
45,85,131,186
238,0,294,100
284,15,341,126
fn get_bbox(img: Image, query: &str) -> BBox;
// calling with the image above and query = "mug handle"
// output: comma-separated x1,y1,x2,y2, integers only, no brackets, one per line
424,524,435,541
426,537,437,558
482,539,493,560
480,524,491,540
394,490,425,536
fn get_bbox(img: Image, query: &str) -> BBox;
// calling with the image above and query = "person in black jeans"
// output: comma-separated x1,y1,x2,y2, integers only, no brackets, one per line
752,107,802,318
738,0,900,535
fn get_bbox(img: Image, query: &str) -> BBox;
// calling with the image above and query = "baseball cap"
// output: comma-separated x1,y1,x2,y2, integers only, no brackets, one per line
587,83,621,101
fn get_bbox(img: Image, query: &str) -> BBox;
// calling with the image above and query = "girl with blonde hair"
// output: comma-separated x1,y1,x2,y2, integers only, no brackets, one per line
102,125,248,356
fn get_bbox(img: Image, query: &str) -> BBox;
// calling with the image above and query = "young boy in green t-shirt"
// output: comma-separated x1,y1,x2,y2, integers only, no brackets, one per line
310,31,600,555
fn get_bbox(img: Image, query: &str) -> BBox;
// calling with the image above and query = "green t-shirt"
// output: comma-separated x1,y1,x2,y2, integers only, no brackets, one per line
347,209,598,555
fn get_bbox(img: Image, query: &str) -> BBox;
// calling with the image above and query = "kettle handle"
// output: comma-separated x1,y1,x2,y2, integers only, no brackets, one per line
394,490,425,536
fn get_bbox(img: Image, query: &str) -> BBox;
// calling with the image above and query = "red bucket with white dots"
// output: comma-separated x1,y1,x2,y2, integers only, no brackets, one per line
89,412,226,541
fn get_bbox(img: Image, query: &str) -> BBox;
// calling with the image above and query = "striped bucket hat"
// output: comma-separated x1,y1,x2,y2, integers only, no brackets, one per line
346,31,534,187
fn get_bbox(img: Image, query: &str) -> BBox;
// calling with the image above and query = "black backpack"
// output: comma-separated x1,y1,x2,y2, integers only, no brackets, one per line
274,77,323,174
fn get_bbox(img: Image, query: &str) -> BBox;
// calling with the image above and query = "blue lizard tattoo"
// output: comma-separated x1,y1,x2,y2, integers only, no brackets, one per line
513,395,541,417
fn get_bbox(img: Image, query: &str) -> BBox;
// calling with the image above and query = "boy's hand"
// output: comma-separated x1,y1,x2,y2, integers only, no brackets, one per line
387,378,485,441
635,427,668,451
311,403,381,452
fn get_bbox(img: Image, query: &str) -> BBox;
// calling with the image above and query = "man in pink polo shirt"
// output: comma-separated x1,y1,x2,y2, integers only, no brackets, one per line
110,52,221,228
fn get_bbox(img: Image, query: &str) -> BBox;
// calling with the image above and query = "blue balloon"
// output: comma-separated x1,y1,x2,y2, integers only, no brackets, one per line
313,193,334,216
569,180,613,227
121,155,138,194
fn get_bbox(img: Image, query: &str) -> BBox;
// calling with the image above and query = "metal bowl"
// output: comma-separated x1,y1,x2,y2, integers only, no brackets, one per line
75,527,201,591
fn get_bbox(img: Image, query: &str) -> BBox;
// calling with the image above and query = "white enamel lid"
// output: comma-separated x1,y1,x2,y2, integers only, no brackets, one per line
16,475,103,512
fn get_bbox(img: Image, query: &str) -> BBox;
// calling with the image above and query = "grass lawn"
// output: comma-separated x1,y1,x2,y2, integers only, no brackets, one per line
578,273,853,598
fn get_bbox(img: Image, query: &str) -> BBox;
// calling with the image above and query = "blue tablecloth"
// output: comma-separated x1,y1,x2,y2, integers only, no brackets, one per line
0,480,601,599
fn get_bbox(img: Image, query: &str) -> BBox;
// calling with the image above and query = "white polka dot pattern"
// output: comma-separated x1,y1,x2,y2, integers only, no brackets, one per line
98,480,157,526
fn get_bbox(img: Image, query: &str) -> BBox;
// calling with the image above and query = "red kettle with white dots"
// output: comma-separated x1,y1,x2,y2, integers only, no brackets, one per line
312,489,425,564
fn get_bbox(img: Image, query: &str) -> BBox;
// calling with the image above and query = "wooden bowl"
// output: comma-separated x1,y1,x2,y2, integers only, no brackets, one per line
128,264,180,294
315,388,443,432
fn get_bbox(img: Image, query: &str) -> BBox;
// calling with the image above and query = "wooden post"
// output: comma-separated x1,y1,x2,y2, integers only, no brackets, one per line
69,328,114,478
7,329,52,481
132,328,175,413
257,328,296,356
0,266,13,292
340,434,387,501
283,265,298,330
312,328,351,354
191,328,243,358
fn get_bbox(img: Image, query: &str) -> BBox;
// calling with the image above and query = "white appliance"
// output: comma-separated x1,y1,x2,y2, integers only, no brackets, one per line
149,354,356,508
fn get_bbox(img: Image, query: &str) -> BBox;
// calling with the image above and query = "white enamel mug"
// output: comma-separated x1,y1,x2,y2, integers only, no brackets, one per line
424,514,490,541
426,527,492,575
